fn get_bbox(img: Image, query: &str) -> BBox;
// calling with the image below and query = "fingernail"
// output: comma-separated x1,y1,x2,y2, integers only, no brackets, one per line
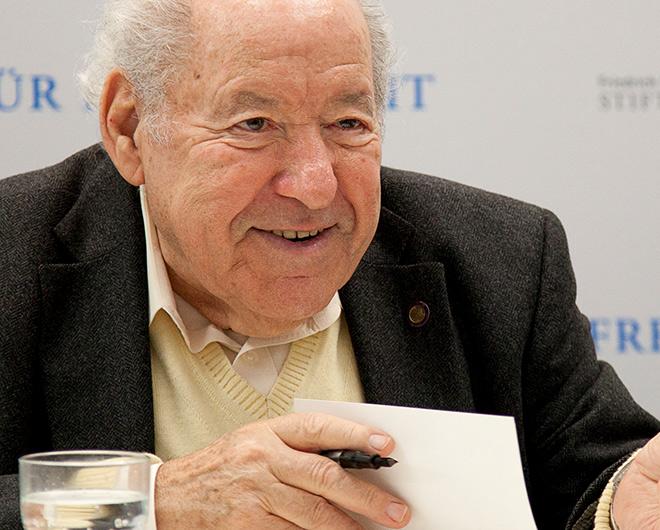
369,434,389,450
386,501,408,523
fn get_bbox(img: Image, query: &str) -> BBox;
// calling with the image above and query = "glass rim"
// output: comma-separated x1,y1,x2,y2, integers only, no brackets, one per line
19,450,151,467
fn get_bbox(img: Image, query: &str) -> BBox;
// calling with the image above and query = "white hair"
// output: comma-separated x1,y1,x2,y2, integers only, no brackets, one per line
359,0,394,122
78,0,393,141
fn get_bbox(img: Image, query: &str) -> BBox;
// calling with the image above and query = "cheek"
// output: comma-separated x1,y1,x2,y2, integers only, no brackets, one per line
158,146,276,239
189,143,277,204
337,154,381,224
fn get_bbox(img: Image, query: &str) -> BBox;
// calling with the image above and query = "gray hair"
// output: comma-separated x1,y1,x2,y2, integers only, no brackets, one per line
78,0,393,141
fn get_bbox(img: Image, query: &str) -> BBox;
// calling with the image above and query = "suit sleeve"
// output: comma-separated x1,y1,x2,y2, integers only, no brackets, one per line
0,183,51,530
0,476,21,529
521,210,660,530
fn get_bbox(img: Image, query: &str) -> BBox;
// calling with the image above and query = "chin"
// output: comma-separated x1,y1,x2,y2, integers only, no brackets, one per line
258,278,339,320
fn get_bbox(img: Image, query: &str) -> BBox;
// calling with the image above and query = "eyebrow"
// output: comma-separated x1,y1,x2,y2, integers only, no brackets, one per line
334,92,376,116
220,91,281,117
215,90,376,118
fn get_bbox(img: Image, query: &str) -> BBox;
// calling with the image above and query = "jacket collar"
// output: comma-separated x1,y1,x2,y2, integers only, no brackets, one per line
53,148,140,261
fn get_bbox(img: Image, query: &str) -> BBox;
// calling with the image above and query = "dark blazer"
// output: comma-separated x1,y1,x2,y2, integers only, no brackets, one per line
1,144,657,529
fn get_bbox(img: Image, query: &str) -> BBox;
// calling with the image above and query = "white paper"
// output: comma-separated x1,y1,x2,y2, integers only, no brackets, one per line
294,399,537,530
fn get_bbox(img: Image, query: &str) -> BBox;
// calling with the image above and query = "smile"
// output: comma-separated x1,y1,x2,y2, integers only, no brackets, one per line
270,229,325,242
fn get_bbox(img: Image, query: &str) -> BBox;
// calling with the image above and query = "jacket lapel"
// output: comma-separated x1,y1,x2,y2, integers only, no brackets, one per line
38,152,154,452
340,208,475,413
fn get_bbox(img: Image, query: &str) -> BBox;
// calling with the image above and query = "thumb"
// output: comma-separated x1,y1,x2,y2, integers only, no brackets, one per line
632,432,660,481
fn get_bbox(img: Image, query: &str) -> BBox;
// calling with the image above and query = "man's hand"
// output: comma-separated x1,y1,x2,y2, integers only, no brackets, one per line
612,432,660,529
154,413,411,529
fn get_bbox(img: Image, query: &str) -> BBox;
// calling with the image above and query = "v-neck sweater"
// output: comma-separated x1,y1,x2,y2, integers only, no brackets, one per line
150,309,365,462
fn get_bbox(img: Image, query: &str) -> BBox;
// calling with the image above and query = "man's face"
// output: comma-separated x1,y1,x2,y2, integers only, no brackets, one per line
135,0,382,336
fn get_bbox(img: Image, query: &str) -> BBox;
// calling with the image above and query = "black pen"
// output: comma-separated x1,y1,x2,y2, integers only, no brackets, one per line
321,450,398,469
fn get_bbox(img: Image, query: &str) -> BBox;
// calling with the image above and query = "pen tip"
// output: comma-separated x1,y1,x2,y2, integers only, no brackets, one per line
382,457,397,467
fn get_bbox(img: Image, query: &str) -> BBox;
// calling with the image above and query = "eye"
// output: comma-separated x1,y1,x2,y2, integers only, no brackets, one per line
238,117,268,131
336,118,365,130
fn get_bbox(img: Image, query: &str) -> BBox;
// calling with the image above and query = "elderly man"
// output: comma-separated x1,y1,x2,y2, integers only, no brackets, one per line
1,0,659,528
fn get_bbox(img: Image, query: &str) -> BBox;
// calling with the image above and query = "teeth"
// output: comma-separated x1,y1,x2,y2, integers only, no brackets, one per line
270,228,325,240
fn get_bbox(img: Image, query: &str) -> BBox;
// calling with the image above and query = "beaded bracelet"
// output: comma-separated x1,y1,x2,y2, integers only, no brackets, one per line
594,449,642,530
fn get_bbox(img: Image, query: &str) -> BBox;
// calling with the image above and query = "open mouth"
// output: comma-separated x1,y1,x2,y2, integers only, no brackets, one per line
270,229,324,242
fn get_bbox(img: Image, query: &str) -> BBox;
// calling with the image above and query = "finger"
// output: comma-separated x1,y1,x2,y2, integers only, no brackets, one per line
268,412,395,455
272,450,410,528
264,482,362,530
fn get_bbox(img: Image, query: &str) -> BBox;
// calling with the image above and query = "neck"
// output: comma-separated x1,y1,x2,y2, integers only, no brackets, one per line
169,276,307,339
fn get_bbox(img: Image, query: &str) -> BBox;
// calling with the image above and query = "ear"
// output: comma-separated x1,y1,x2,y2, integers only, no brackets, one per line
99,69,145,186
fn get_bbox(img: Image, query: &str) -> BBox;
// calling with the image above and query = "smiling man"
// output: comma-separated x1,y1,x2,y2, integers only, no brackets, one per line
1,1,660,529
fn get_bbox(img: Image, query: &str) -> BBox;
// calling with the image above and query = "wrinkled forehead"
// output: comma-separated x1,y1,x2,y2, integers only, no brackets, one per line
188,0,372,75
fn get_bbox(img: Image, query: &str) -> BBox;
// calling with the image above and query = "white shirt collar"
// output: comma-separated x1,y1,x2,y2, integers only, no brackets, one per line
139,186,341,354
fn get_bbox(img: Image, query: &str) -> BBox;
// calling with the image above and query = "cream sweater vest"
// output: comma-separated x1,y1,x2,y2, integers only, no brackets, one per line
150,310,365,461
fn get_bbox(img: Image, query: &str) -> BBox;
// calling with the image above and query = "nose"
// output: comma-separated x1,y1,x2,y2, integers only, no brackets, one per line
272,127,337,210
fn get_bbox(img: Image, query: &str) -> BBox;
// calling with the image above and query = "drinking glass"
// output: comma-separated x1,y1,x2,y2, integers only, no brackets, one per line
19,451,150,530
